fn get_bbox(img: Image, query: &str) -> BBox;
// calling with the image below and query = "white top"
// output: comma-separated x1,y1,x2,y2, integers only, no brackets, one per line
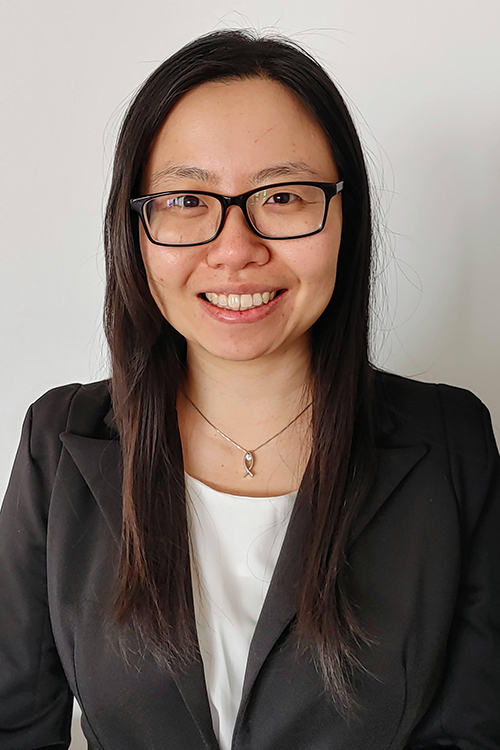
185,473,297,750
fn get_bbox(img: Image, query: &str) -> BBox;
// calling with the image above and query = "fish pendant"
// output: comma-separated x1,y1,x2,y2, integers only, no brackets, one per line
243,451,254,478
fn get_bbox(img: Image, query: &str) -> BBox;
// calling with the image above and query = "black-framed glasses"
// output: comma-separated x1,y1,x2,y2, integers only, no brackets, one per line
129,180,344,247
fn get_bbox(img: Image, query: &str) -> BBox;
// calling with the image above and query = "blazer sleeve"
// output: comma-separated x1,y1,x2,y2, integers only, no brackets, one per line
407,389,500,750
0,387,79,750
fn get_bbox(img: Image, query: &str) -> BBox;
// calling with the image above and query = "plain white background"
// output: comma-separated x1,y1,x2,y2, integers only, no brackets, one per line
1,1,499,746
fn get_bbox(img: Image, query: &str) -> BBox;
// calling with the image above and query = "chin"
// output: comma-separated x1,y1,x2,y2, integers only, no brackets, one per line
205,345,276,363
186,333,278,362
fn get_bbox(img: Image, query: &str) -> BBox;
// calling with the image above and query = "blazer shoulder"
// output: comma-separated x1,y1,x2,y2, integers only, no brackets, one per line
374,369,498,522
373,369,487,435
29,380,112,451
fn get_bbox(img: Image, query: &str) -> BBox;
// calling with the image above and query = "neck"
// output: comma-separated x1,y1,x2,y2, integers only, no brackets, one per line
177,338,313,495
181,338,312,422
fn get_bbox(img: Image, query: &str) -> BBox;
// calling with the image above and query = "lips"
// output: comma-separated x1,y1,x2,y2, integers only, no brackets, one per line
198,288,286,323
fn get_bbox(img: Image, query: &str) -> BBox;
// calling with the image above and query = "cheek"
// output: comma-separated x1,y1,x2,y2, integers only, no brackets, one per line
299,236,340,294
140,246,167,310
309,260,338,317
313,200,342,287
139,232,197,323
139,241,180,323
314,218,342,298
292,235,340,325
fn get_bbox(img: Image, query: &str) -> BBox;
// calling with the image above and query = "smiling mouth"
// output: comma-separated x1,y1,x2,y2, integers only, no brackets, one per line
201,290,284,311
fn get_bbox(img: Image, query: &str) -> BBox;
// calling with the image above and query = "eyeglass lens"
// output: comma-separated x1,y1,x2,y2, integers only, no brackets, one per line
144,184,326,245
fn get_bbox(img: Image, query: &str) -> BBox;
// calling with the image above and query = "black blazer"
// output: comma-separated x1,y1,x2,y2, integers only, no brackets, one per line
1,371,499,750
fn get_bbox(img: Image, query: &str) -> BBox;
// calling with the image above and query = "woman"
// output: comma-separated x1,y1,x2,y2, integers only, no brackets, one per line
0,29,499,750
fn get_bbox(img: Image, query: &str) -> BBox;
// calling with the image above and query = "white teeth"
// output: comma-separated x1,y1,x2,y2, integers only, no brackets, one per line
228,294,240,310
204,291,280,310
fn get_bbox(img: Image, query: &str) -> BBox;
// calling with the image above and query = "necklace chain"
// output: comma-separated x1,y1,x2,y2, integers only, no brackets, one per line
184,394,312,478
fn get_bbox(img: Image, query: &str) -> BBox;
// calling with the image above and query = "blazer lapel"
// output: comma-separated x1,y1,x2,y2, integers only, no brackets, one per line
237,440,428,720
59,432,123,544
59,430,220,750
171,662,221,750
349,443,428,545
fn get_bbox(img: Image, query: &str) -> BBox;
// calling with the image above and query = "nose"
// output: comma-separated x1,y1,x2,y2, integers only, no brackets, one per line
205,205,270,270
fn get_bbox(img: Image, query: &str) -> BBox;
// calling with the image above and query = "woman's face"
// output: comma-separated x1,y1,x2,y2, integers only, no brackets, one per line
139,77,342,365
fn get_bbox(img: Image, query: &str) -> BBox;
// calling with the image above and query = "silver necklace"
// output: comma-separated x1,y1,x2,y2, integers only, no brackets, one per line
184,395,312,478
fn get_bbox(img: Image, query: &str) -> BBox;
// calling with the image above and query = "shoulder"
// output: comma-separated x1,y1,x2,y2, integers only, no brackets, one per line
28,380,112,454
31,379,111,424
3,381,113,514
373,369,499,526
373,368,489,444
374,368,484,415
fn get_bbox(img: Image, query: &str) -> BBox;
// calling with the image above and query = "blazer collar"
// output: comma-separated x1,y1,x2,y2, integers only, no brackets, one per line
59,401,427,750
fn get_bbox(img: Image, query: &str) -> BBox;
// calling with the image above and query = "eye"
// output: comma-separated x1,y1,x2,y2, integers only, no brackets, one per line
165,194,207,209
265,191,300,205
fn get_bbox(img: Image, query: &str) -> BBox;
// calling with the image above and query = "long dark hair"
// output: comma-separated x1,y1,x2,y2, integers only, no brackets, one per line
104,29,377,714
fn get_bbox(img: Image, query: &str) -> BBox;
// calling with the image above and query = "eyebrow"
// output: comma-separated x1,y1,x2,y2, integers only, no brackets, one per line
148,160,325,190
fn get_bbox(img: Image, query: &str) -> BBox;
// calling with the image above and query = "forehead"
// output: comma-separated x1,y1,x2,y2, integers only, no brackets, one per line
143,77,337,190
